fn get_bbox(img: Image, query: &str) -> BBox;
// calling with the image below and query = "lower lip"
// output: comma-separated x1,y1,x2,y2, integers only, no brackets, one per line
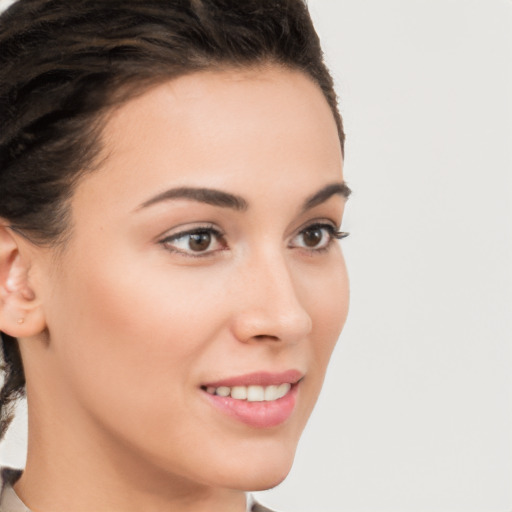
203,384,299,428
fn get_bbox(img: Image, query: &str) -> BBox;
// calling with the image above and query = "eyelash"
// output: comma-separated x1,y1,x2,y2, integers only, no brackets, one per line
159,224,226,258
159,223,349,258
292,223,349,253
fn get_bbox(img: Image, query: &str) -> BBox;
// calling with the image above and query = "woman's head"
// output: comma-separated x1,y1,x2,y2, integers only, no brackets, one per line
0,0,349,503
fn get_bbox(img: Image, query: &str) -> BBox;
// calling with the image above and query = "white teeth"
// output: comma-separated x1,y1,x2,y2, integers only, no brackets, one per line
205,383,293,402
230,386,248,400
277,383,291,399
216,386,231,397
247,385,265,402
264,385,279,401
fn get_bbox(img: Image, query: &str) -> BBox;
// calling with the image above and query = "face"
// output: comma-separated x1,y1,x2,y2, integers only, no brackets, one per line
28,67,349,492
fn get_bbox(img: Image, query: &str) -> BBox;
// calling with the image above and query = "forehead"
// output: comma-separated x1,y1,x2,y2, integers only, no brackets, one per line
75,66,343,216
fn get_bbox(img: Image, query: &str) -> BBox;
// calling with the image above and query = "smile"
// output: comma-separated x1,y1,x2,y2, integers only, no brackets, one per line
204,383,292,402
200,370,303,428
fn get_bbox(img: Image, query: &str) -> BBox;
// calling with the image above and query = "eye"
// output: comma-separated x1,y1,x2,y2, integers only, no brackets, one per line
160,226,226,256
289,222,348,251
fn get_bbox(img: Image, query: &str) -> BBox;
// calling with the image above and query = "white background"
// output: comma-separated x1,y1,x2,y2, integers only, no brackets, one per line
1,1,511,511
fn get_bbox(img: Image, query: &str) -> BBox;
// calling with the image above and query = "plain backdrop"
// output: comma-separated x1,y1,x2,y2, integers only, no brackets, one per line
1,1,511,511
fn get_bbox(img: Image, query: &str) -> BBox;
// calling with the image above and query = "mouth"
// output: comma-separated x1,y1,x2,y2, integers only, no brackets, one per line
200,370,303,428
202,382,293,402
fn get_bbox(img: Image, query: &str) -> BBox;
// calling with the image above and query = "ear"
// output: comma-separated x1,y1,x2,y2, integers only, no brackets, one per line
0,223,46,338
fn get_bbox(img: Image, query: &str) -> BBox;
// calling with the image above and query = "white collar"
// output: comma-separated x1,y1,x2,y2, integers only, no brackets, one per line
246,492,256,511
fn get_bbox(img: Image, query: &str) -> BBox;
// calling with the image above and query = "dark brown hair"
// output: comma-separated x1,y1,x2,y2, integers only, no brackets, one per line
0,0,345,439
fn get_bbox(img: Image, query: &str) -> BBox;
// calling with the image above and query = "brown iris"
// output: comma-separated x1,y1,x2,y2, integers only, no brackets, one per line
189,232,212,251
302,227,323,247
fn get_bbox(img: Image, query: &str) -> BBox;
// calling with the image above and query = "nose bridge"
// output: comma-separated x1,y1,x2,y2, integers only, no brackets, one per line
232,246,313,343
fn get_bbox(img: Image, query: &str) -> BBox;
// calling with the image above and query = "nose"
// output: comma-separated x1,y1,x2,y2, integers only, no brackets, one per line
230,253,313,345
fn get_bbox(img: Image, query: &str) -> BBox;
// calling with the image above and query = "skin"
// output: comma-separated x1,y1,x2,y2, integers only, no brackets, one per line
0,66,349,512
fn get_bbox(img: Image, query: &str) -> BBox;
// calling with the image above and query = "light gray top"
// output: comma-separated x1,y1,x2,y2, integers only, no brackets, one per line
0,467,276,512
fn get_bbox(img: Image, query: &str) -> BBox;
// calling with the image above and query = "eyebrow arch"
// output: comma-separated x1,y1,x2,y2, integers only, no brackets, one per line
301,182,351,211
137,181,351,213
137,187,248,211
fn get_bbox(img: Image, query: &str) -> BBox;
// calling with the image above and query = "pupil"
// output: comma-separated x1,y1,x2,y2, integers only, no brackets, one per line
189,232,211,251
304,228,322,247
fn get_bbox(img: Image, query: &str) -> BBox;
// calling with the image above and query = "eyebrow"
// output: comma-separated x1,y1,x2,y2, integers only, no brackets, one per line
301,182,351,211
137,181,351,212
138,187,248,211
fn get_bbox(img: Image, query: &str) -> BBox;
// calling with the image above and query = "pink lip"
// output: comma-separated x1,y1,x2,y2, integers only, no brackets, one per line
201,370,303,429
202,369,303,388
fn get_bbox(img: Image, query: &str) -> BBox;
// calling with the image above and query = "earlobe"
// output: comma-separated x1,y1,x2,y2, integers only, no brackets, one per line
0,224,46,338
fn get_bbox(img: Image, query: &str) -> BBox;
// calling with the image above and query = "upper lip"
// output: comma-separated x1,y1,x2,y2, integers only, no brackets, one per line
202,369,304,388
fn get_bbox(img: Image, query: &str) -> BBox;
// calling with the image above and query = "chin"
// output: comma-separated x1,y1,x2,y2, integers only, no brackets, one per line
245,470,291,492
224,465,293,492
216,443,297,492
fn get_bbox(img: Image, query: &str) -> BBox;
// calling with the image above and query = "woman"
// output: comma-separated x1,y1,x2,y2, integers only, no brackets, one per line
0,1,350,511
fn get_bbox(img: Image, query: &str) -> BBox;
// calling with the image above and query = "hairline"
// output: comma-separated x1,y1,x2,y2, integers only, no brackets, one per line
41,61,344,251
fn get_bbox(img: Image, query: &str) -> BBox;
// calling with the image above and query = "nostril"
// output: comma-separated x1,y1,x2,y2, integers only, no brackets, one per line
253,334,279,341
254,334,279,341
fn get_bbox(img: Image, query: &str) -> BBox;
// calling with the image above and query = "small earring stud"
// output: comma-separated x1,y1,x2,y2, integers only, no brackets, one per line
17,318,25,324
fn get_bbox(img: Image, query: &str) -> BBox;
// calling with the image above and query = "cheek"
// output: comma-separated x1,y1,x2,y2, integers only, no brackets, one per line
43,250,214,419
51,246,215,350
289,253,348,422
41,257,232,478
304,256,349,370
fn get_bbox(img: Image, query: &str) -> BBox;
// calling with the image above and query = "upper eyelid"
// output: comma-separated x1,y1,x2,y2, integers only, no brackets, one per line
164,227,222,240
292,218,340,236
290,222,339,242
157,223,222,241
157,218,341,241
